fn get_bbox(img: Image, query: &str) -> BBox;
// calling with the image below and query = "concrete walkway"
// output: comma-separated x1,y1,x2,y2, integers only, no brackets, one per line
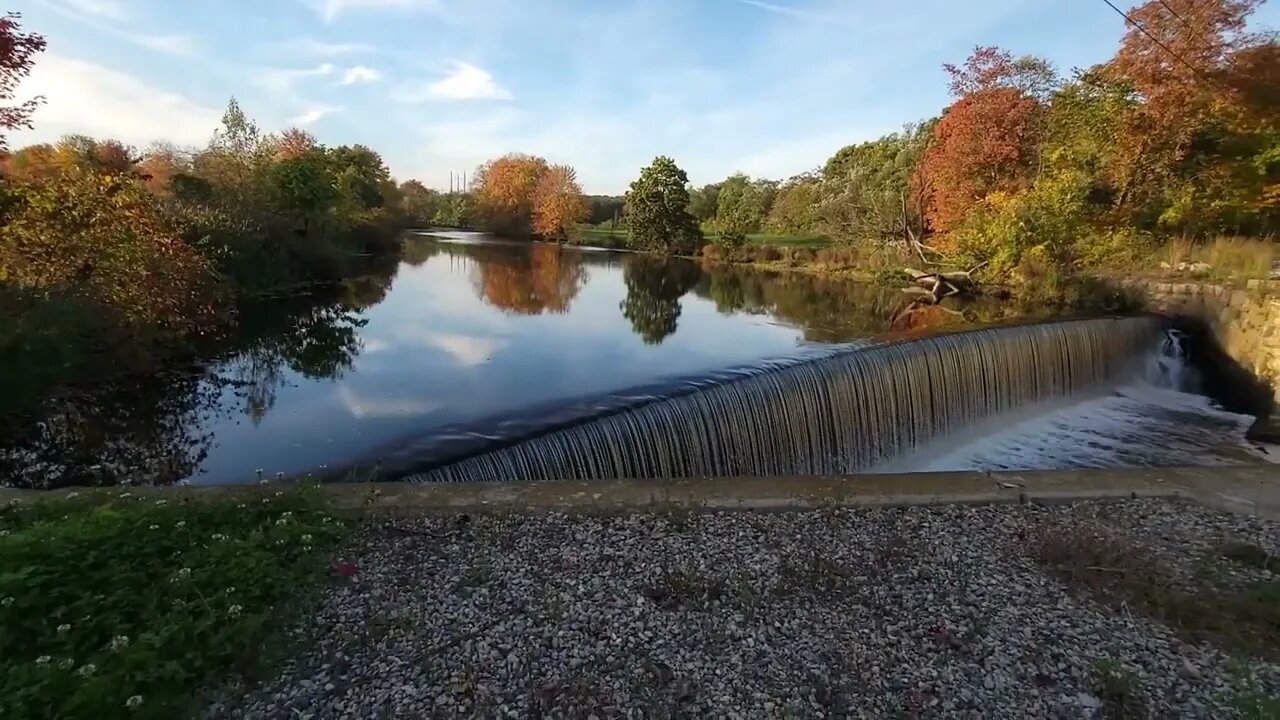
7,465,1277,518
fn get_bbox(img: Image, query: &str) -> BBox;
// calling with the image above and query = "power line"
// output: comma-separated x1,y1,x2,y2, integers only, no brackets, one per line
1100,0,1214,83
1155,0,1201,38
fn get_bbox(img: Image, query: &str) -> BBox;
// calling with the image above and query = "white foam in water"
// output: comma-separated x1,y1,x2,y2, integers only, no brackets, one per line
890,329,1274,472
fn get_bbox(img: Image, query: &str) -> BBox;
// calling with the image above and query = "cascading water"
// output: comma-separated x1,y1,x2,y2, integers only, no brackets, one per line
892,327,1270,472
406,317,1185,483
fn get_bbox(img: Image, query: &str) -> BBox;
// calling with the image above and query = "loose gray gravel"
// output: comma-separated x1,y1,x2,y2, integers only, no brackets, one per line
205,499,1280,719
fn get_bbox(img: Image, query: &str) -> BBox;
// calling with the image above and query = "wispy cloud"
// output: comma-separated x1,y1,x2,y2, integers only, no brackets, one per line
394,61,512,103
53,0,128,22
289,105,344,125
254,63,337,92
12,53,221,148
337,385,440,419
131,33,199,56
340,65,382,85
274,38,377,57
309,0,442,23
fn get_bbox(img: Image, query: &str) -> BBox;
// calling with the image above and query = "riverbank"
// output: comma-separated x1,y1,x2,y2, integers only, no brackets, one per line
204,497,1280,719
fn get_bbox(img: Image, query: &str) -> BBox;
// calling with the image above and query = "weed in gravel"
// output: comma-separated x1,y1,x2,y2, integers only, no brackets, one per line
1091,658,1147,719
1033,523,1280,659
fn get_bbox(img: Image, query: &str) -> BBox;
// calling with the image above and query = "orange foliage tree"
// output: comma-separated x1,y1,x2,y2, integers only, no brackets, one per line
0,167,218,334
275,127,318,161
531,164,587,241
473,153,549,237
915,47,1056,233
1102,0,1273,227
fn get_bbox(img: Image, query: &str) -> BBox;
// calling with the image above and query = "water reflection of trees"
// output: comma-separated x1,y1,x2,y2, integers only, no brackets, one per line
693,264,1000,342
0,253,398,488
620,255,702,345
466,243,587,315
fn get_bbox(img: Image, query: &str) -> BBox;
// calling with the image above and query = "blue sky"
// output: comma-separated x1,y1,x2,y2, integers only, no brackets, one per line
9,0,1280,194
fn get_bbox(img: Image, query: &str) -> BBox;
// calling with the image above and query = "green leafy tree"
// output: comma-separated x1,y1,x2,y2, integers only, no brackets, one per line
619,255,701,344
713,173,766,245
624,156,702,254
766,175,822,235
272,149,339,240
687,183,722,224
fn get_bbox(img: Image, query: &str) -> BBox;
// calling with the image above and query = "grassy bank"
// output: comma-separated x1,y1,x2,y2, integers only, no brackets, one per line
574,226,828,251
0,486,347,719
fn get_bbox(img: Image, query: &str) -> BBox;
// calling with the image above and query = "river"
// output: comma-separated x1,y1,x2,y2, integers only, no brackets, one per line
3,231,1267,488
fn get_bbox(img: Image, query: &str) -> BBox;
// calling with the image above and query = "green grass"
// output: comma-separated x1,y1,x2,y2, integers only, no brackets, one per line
572,225,829,250
1155,236,1277,280
0,486,348,719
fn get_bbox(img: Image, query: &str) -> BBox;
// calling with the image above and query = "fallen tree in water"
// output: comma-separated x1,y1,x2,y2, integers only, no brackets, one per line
900,262,988,304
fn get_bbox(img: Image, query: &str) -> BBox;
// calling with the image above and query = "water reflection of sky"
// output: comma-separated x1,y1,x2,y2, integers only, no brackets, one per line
194,237,817,484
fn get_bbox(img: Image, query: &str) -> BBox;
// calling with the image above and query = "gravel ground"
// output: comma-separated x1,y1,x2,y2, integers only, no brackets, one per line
205,499,1280,719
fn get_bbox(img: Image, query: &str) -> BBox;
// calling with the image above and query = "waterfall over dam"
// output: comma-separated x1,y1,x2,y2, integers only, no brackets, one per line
406,317,1184,483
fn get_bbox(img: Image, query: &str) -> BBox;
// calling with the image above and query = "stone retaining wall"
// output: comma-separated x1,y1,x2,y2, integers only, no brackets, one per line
1125,278,1280,408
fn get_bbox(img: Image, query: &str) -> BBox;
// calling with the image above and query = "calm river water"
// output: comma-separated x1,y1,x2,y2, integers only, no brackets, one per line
187,231,1000,484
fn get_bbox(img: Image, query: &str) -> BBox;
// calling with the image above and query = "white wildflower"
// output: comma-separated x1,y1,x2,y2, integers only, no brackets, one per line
303,545,312,552
65,491,80,499
274,491,284,498
35,655,51,665
175,521,186,529
118,492,132,499
109,635,130,651
58,658,74,670
1,596,13,607
224,587,236,594
154,499,167,506
56,623,71,634
75,663,96,677
228,604,243,617
301,534,312,543
125,695,144,710
0,529,10,536
149,525,159,531
177,567,191,579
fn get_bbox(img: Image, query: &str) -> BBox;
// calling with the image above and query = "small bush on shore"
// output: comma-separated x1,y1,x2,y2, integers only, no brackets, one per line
0,486,347,719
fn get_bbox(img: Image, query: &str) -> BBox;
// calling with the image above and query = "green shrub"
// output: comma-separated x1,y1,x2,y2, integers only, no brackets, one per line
0,486,347,719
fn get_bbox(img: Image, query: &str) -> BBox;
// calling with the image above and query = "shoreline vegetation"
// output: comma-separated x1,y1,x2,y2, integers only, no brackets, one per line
1,0,1276,492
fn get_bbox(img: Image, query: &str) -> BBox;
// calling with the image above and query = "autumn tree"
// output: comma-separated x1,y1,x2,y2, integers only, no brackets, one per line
531,164,587,241
0,167,217,333
473,153,550,238
624,156,702,254
1102,0,1275,232
915,47,1057,233
0,13,44,151
275,127,318,161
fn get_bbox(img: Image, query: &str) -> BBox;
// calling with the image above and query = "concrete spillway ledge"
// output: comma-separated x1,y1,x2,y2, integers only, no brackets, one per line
3,465,1277,519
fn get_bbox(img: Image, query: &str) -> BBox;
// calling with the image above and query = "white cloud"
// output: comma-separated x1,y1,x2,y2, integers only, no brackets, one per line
394,61,512,103
290,105,343,125
309,0,441,23
392,328,506,366
340,65,382,85
131,33,199,56
54,0,128,22
337,385,440,419
274,38,377,57
254,63,337,92
11,53,221,148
